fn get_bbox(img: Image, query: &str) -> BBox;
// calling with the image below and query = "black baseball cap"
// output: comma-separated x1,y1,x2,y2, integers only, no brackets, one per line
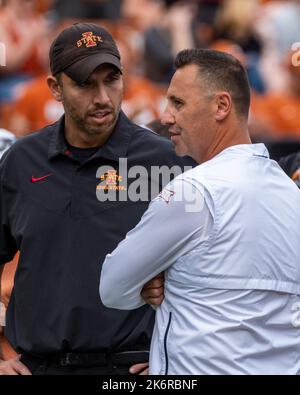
50,23,122,84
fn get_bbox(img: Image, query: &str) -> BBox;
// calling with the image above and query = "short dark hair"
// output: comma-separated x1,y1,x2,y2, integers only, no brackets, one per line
175,49,251,118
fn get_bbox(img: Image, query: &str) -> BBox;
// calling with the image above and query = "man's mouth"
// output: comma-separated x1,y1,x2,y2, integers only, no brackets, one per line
169,129,181,138
89,110,111,120
88,111,113,126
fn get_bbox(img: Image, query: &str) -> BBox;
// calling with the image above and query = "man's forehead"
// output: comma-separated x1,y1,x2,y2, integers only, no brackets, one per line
167,65,200,97
170,66,199,88
175,64,199,80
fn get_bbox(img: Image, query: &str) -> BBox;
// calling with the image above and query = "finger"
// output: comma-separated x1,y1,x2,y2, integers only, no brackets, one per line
141,287,165,296
141,290,164,302
0,367,19,375
142,287,164,299
129,362,148,374
145,280,164,290
147,296,164,306
146,280,164,289
14,361,32,375
139,368,149,375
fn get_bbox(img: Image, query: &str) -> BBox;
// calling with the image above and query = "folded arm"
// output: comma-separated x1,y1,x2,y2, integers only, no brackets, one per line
100,178,213,310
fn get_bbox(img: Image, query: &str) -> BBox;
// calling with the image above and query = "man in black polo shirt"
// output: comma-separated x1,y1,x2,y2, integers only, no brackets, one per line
0,23,193,375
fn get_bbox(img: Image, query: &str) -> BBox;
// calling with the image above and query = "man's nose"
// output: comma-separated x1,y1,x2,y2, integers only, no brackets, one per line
94,85,110,106
161,109,175,125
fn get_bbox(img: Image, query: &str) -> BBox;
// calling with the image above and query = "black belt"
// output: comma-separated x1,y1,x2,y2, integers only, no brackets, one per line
25,351,149,367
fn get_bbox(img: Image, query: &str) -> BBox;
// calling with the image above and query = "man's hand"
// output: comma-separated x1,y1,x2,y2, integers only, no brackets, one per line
129,362,149,375
0,356,31,375
141,273,165,306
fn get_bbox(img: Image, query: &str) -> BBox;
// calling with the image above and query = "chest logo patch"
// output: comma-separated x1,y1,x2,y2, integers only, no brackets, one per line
97,169,126,191
31,174,53,183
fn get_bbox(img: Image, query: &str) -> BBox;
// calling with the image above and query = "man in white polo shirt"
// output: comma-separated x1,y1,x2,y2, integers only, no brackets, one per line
100,49,300,375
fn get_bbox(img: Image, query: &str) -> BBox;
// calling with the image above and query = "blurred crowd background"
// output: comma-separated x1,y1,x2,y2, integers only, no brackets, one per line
1,0,300,160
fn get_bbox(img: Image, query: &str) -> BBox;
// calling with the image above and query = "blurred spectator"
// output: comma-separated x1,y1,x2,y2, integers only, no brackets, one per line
117,37,166,126
121,0,163,32
6,73,63,137
52,0,122,21
121,0,219,84
215,0,265,92
36,0,54,14
143,0,196,84
0,0,50,103
250,51,300,140
123,78,166,126
216,0,262,53
210,39,247,63
255,0,300,92
0,128,16,158
193,0,221,48
210,38,265,93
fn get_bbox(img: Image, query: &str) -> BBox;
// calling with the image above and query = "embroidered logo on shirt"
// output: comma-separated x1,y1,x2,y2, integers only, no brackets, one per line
31,174,53,183
97,170,126,191
158,188,175,204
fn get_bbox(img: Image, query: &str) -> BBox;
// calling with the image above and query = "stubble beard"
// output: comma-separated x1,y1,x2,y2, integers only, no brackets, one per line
63,97,122,137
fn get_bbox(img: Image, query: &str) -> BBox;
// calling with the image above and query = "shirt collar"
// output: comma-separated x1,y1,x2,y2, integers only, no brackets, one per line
214,143,269,160
48,111,134,162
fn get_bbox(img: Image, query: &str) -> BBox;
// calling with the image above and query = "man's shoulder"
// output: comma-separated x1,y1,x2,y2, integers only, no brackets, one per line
5,124,54,155
0,123,56,173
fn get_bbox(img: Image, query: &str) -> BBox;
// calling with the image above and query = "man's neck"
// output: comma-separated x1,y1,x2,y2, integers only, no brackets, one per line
200,122,252,164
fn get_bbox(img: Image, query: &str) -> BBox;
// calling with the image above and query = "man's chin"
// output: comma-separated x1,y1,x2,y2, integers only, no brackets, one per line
173,143,188,157
85,118,116,136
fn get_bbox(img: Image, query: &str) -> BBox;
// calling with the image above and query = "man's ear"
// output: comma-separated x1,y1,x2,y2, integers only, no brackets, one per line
47,75,63,102
214,92,232,121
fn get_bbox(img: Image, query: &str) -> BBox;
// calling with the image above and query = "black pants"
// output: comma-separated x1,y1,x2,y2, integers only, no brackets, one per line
20,352,147,375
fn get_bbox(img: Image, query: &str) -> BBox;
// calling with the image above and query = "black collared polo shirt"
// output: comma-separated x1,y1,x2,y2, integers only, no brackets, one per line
0,111,194,355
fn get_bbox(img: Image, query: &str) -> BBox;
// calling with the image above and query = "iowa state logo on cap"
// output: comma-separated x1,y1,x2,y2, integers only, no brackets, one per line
77,32,103,48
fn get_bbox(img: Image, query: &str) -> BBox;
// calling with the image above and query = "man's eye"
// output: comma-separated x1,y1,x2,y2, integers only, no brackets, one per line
174,100,183,108
105,74,121,83
77,81,91,88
